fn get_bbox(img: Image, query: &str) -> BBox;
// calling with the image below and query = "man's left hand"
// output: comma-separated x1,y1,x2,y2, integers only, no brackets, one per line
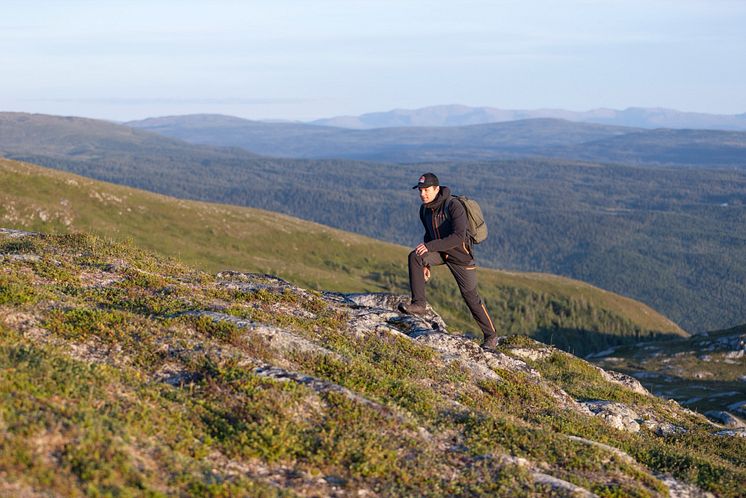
415,243,429,256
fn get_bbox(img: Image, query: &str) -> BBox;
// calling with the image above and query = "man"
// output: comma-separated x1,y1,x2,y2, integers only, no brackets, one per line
398,173,500,350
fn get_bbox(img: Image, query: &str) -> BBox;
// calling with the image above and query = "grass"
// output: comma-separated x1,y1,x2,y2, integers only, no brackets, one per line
1,219,744,496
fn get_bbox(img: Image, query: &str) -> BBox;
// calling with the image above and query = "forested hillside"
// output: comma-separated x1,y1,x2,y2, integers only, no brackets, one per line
2,113,745,333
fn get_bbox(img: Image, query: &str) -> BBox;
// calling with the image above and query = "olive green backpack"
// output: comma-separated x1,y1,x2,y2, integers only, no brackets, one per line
451,195,488,244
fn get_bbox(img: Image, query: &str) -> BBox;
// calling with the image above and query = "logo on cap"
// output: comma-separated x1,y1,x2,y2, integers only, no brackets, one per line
418,176,426,184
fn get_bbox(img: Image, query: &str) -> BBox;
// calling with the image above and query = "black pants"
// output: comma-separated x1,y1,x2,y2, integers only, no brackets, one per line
408,250,496,339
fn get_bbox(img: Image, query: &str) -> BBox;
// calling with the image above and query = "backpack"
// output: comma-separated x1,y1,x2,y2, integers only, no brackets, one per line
451,195,488,244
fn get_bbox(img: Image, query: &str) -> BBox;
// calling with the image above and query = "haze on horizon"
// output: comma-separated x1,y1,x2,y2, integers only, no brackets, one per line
2,0,745,122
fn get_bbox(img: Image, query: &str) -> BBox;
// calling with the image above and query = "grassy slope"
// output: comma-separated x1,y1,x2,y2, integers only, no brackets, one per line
0,231,743,497
0,158,684,352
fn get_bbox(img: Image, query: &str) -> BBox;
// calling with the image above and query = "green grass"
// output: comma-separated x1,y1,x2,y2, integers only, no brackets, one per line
0,157,685,357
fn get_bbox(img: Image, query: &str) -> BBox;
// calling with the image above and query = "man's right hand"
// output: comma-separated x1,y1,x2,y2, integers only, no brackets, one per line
424,266,431,282
415,243,429,256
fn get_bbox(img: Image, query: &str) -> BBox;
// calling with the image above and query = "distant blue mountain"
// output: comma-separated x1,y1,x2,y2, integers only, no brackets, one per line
310,104,746,131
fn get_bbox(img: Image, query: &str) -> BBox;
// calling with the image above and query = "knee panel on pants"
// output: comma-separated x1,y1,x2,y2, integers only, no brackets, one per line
460,287,480,301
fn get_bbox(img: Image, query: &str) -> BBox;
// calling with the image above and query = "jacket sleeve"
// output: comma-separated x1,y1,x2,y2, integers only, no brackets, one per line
425,199,467,252
420,205,432,243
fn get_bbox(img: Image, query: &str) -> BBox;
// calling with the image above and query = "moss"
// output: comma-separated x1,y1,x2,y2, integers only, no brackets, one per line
0,237,41,255
192,315,244,345
0,270,39,305
532,351,643,404
295,352,440,420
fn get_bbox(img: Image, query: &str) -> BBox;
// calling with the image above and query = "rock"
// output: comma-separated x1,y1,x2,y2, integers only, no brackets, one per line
726,401,746,418
704,410,746,428
338,292,446,339
566,435,636,464
508,347,553,362
642,419,687,437
0,253,41,262
179,310,343,359
407,330,502,381
531,472,598,497
714,428,746,437
0,228,38,238
658,474,716,498
216,272,318,299
598,369,651,396
581,401,641,433
343,292,449,332
483,453,598,497
409,329,542,382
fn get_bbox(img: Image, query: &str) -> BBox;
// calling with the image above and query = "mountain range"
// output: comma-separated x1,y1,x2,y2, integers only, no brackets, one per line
2,112,746,334
310,104,746,131
127,113,746,167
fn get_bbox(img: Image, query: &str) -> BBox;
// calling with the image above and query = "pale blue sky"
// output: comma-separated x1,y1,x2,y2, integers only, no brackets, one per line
2,0,744,121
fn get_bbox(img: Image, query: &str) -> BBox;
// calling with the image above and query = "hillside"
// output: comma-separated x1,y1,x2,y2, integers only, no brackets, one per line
590,326,746,417
564,128,746,166
127,114,639,163
310,104,746,131
3,112,746,333
127,113,746,167
1,229,744,496
0,158,685,356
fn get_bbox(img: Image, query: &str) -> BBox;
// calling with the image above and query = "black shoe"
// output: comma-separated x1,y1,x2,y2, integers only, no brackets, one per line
398,302,427,315
482,334,502,351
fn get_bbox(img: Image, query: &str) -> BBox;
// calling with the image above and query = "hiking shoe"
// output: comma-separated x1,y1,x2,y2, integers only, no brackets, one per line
482,334,502,351
398,302,427,315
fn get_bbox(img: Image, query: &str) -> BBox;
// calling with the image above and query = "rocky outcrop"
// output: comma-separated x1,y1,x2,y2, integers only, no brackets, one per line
581,401,642,433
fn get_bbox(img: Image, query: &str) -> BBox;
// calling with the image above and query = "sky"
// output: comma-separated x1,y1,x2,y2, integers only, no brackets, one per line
1,0,745,121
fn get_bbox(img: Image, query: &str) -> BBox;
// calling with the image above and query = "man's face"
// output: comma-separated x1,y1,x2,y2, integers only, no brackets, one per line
419,186,439,204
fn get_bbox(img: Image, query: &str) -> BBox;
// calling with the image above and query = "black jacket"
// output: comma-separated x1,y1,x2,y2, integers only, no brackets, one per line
420,186,474,265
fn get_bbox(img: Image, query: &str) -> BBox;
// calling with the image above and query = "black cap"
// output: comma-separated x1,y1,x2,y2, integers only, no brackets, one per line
413,172,439,189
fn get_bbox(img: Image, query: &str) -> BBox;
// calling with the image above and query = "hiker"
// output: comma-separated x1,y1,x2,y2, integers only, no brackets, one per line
398,173,500,350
